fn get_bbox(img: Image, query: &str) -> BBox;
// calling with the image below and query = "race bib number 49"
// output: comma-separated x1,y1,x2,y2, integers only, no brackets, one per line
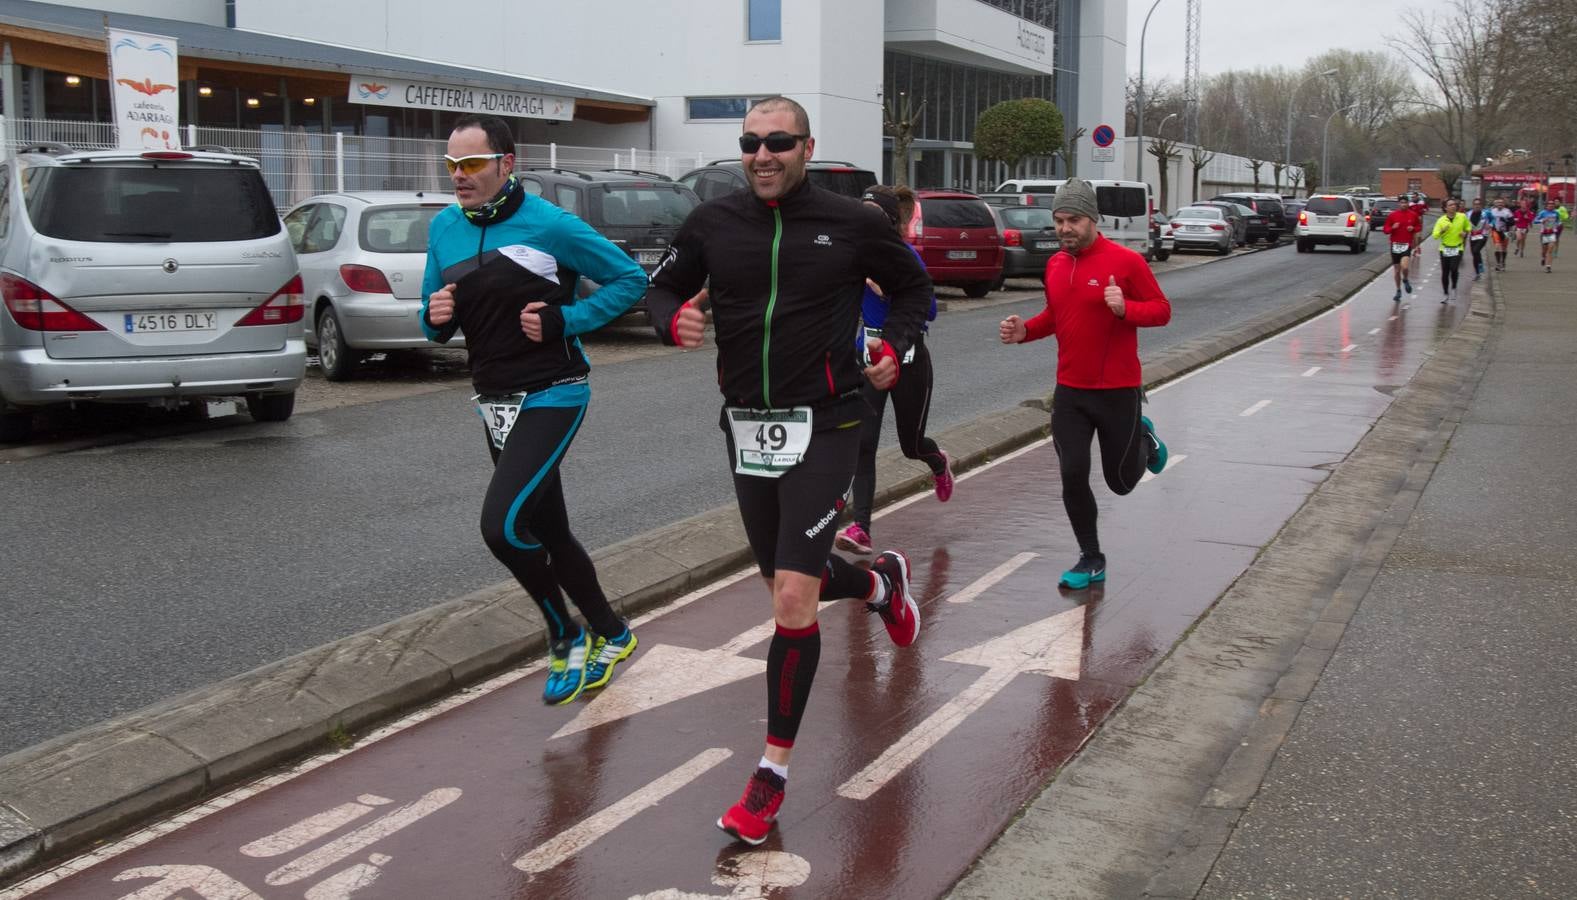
727,406,813,478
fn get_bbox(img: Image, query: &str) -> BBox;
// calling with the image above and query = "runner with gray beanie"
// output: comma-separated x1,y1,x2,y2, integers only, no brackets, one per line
998,178,1172,589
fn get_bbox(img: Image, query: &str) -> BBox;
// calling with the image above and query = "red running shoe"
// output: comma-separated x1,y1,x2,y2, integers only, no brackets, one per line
933,451,954,502
717,767,786,846
870,550,920,647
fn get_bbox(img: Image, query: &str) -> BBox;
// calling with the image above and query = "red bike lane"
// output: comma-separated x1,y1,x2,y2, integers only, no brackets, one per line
6,276,1461,900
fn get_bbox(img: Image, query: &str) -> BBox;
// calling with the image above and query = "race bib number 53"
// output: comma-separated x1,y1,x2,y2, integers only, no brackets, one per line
727,407,813,477
475,395,525,449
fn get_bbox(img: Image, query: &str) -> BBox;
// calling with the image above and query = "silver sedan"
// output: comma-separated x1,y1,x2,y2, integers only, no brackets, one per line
283,192,461,381
1168,206,1234,255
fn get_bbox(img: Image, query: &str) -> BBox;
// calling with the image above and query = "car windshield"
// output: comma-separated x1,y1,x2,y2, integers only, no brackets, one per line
24,163,280,242
1176,207,1222,220
999,207,1054,229
922,198,995,228
360,206,441,253
1307,197,1355,214
597,186,697,226
807,168,877,197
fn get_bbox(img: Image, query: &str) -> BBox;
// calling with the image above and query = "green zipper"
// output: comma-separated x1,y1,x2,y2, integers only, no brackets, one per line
762,206,784,407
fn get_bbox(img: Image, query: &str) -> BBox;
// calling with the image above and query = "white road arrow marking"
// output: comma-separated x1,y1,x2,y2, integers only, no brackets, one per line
515,747,732,875
947,552,1037,604
627,850,812,899
1139,453,1186,484
265,788,460,886
553,621,775,739
110,865,261,899
240,795,392,858
837,605,1085,800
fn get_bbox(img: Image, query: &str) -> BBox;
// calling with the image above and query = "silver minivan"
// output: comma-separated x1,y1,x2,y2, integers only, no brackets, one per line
0,143,305,441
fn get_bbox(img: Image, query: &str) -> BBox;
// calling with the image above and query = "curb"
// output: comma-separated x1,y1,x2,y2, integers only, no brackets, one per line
0,254,1390,884
946,255,1496,898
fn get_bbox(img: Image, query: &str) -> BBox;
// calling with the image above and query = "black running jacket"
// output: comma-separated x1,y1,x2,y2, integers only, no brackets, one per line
646,180,932,419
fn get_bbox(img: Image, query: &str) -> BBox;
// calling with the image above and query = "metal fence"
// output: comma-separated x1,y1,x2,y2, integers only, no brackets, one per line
0,117,713,210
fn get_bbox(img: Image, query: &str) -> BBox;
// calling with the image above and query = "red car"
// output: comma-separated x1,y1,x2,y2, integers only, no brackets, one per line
907,189,1004,297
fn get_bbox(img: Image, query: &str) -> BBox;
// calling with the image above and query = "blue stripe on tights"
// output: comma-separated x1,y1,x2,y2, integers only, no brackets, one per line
504,401,587,551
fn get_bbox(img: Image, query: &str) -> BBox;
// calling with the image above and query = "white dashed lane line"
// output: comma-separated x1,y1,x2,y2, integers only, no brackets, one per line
1240,400,1272,417
1302,366,1321,377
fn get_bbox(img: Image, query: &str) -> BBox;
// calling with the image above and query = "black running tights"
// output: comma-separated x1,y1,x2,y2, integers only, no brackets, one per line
1051,385,1147,557
1440,251,1462,292
851,336,944,528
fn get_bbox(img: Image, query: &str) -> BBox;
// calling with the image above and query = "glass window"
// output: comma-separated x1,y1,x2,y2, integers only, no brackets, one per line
1096,186,1147,219
283,203,315,250
360,206,441,253
519,176,544,196
555,184,582,215
594,186,697,227
747,0,781,41
688,97,751,120
301,204,347,253
1307,196,1356,215
26,164,282,243
1000,207,1054,228
1176,207,1223,220
920,197,994,228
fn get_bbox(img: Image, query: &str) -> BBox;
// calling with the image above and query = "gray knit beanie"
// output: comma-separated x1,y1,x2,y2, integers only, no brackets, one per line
1053,177,1099,221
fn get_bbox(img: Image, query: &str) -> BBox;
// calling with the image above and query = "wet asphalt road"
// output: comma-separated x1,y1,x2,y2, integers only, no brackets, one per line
0,242,1375,755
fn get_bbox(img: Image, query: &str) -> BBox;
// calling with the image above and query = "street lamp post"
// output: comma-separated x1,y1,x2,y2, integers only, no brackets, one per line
1135,0,1165,186
1284,68,1338,174
1321,104,1357,195
1564,152,1575,207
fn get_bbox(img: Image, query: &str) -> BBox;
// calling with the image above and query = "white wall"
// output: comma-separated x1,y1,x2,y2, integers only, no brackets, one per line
1124,137,1307,211
885,0,1056,75
1076,0,1126,182
51,0,227,26
234,0,887,171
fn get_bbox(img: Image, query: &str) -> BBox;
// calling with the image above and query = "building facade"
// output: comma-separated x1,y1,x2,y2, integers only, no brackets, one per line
2,0,1128,190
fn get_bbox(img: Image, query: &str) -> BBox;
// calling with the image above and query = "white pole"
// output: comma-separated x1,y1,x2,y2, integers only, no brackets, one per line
631,147,638,171
550,142,557,168
334,132,345,193
185,123,197,148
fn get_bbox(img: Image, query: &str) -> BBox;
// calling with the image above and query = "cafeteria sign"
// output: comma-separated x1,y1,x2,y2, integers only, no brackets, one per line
348,75,575,122
106,29,181,150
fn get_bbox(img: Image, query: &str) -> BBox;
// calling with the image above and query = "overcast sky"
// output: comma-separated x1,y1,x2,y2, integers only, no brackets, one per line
1126,0,1432,83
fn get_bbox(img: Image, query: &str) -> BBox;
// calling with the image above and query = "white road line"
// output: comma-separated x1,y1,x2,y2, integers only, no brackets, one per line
265,788,462,887
1368,327,1381,335
1341,343,1357,352
946,552,1038,604
1302,366,1321,377
1139,453,1186,484
513,748,732,875
871,437,1051,522
239,795,391,858
1389,316,1399,321
1240,400,1272,417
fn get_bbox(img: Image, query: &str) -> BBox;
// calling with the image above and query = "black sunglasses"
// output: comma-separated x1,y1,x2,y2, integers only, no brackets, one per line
739,131,808,154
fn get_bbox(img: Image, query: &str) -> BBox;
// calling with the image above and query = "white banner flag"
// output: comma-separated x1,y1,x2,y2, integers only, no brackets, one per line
106,29,181,150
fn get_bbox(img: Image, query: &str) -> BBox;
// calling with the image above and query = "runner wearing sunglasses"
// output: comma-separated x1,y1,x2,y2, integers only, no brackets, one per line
645,96,933,847
421,114,648,707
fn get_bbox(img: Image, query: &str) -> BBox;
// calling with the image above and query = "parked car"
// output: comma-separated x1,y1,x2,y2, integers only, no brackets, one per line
1151,211,1174,261
910,190,1004,297
1167,206,1235,255
1367,198,1402,230
677,159,877,201
1195,200,1250,246
987,178,1154,258
285,192,457,381
1229,202,1271,245
0,142,305,442
518,168,701,315
1281,199,1307,232
987,203,1058,282
1211,192,1286,242
1295,194,1370,253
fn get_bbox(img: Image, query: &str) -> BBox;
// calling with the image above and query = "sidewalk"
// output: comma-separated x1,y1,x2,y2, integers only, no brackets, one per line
951,256,1577,897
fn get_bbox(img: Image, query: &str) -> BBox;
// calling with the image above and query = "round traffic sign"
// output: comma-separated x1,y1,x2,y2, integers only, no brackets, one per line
1092,125,1115,148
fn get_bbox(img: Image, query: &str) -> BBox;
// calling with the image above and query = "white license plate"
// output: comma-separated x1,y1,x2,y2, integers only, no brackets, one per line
124,311,217,334
946,250,977,260
1034,241,1054,250
636,250,665,266
1316,216,1336,224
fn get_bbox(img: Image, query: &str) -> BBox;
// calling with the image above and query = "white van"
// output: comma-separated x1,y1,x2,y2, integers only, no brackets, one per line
989,179,1154,257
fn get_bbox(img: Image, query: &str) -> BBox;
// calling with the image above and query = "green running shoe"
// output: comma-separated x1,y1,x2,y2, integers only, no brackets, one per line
583,628,638,690
543,630,591,706
1141,415,1168,475
1059,554,1107,590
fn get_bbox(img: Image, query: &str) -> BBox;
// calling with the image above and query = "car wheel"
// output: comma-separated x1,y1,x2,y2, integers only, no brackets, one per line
1349,239,1364,254
1297,240,1311,253
1154,250,1170,261
246,391,296,423
316,306,355,382
0,407,32,443
1217,242,1231,256
963,281,993,298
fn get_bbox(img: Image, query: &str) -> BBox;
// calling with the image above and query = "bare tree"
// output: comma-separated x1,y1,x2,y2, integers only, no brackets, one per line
1247,158,1264,191
883,94,925,187
1188,144,1217,200
1271,161,1287,191
1390,0,1518,181
1148,137,1182,210
1060,125,1087,178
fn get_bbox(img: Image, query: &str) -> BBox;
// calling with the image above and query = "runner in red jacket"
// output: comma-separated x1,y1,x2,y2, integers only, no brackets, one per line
999,178,1171,590
1383,197,1424,302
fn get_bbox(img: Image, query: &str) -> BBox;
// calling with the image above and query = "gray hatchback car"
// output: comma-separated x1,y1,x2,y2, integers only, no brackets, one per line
0,143,305,441
285,191,460,381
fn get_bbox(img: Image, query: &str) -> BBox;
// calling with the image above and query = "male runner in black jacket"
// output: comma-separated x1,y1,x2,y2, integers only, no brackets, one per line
647,96,933,846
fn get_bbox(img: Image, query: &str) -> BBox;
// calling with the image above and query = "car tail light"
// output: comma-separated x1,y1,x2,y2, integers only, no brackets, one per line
1003,228,1022,247
339,264,393,294
1299,211,1309,225
1209,224,1225,231
1347,213,1358,226
236,275,305,326
909,205,924,240
1,274,106,331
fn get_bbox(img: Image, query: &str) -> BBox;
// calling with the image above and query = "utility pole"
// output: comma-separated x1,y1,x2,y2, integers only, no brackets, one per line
1183,0,1201,144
